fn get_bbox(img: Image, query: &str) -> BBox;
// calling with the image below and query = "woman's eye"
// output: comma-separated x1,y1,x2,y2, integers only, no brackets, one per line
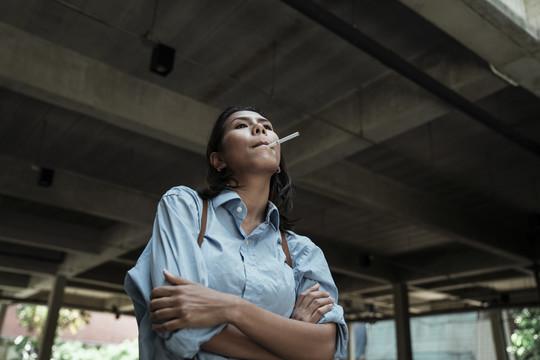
264,125,273,130
235,123,247,129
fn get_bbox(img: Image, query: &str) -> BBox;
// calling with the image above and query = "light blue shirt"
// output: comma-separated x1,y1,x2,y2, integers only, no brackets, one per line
125,186,348,359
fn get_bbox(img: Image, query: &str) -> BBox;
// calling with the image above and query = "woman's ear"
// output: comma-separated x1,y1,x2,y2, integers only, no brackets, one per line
210,152,226,171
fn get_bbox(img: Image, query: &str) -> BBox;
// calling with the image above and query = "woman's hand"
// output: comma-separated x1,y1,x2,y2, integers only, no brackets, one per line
290,283,334,324
149,270,238,332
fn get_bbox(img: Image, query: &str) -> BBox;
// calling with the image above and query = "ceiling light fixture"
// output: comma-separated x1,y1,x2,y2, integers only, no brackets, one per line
38,167,55,187
54,0,176,76
150,43,175,76
147,0,175,76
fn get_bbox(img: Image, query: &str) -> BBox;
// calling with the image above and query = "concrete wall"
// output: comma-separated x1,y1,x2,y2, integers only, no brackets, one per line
525,0,540,27
494,0,528,18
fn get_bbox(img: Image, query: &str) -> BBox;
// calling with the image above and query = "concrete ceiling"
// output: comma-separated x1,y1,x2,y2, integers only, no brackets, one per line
0,0,539,321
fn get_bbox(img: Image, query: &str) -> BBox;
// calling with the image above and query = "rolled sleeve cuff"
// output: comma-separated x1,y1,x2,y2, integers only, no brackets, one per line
164,324,227,358
320,304,348,359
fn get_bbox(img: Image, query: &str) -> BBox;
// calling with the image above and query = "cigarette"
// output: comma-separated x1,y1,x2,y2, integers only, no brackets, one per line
268,131,300,148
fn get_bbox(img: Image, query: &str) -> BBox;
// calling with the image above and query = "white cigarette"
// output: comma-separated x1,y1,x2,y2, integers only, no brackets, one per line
268,131,300,148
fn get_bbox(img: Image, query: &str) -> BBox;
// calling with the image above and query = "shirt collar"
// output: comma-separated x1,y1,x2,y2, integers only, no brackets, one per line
212,190,280,231
266,200,280,231
212,189,240,209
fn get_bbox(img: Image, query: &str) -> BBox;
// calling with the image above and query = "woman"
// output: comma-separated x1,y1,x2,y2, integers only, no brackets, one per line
125,106,348,359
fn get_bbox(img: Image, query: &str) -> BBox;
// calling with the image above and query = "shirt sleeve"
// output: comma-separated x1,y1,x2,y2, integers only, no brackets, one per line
291,235,349,360
124,186,226,359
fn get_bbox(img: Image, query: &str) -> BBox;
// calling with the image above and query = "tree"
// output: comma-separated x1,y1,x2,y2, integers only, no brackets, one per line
507,307,540,360
12,304,90,360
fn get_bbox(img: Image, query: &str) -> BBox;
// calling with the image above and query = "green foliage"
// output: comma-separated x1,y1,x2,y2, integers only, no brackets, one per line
11,304,137,359
16,304,90,337
507,307,540,360
12,335,39,360
11,304,91,360
11,338,138,360
52,339,138,360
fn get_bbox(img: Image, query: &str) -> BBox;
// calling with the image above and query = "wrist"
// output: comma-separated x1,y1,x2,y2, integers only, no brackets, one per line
225,294,246,325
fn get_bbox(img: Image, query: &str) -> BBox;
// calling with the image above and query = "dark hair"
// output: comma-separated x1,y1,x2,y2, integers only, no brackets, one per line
198,106,296,232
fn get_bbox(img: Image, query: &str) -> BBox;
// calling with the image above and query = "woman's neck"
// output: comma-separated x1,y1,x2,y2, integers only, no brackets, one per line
234,175,271,234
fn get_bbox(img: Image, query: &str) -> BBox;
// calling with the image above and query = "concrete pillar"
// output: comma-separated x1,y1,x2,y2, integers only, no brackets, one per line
348,322,356,360
502,310,517,360
0,301,8,331
0,301,10,360
393,283,412,360
489,310,508,360
38,275,66,360
533,262,540,301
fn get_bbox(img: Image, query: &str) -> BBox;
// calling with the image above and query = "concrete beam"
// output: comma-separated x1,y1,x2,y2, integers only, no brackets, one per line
0,155,154,299
11,224,150,300
6,275,51,300
0,20,507,181
314,239,398,284
0,253,59,275
296,161,532,263
0,21,217,154
0,210,102,254
59,223,151,277
395,247,530,284
59,292,132,314
319,243,528,294
68,278,128,294
285,41,506,177
0,271,31,289
4,150,515,296
0,154,158,225
398,0,540,98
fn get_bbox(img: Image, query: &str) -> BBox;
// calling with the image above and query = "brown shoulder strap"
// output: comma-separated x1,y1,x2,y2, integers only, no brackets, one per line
197,199,208,247
281,231,292,268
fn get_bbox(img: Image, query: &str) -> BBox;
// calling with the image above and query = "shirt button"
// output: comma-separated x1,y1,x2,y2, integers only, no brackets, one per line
245,239,249,245
236,206,242,213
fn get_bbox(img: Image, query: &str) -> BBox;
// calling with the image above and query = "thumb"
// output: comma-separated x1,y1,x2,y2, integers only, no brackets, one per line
163,269,194,285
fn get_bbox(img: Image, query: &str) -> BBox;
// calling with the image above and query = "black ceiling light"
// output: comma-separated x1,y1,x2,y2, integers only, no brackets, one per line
54,0,176,76
150,43,175,76
147,0,175,76
38,167,55,187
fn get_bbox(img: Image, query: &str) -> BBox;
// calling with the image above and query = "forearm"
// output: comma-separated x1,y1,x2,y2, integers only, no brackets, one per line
150,273,338,359
229,299,336,360
202,325,281,360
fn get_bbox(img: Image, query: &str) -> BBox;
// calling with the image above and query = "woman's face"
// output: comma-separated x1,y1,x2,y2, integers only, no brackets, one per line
217,110,281,176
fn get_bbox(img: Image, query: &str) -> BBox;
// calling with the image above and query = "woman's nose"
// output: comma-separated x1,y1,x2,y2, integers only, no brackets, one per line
253,123,267,135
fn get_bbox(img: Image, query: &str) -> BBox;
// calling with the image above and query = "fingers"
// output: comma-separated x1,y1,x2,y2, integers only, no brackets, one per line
150,272,195,300
295,283,323,308
306,296,334,312
163,270,194,285
292,283,335,323
310,302,334,323
152,318,185,332
149,294,187,332
293,297,334,323
149,295,178,312
295,284,330,308
150,285,178,300
306,297,334,319
149,306,181,324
